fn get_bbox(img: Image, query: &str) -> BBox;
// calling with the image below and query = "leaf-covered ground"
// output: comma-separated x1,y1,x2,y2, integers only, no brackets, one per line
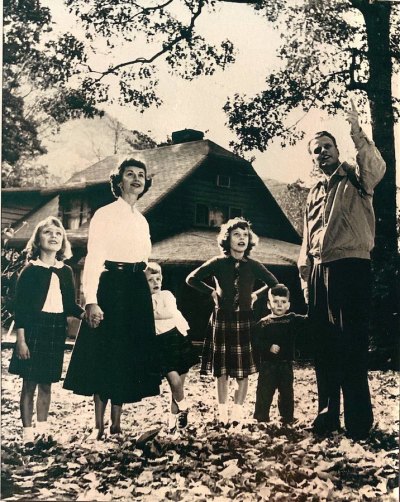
1,348,398,501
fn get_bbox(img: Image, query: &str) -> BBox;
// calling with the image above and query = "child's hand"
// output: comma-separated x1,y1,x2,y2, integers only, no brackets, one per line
85,303,104,329
270,344,280,354
16,341,30,360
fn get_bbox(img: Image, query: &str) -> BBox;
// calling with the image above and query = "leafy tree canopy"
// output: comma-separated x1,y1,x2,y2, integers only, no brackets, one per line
223,0,399,152
2,0,101,169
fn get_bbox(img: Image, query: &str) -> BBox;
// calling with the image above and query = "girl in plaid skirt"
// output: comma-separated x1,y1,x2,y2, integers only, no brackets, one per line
9,217,84,444
186,218,278,427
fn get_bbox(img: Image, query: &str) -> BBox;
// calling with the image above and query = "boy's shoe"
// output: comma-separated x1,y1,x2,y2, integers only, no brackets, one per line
176,410,189,430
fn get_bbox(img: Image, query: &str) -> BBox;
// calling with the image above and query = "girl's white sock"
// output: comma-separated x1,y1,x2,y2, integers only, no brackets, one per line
22,427,35,444
231,404,244,422
217,403,229,424
175,398,189,411
36,421,48,435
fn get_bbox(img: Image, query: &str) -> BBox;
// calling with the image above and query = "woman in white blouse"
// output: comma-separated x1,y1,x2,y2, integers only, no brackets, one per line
64,159,161,439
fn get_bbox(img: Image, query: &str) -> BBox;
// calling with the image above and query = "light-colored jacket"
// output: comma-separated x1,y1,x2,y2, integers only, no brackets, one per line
298,128,386,291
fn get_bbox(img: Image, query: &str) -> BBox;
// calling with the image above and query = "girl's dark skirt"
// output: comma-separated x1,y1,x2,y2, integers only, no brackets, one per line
157,327,198,376
64,264,161,404
9,312,67,384
201,309,257,378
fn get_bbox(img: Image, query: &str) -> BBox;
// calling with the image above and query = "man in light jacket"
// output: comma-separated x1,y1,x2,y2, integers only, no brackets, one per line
298,99,386,439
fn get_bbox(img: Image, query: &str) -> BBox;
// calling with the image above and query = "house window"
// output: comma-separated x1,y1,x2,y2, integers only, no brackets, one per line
217,175,231,188
229,207,243,219
63,198,90,230
195,204,229,227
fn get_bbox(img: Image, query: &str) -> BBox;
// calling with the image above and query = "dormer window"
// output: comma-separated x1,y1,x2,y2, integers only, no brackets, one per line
195,204,242,228
217,175,231,188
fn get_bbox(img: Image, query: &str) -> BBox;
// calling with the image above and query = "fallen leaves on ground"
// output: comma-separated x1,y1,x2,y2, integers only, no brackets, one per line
1,349,398,501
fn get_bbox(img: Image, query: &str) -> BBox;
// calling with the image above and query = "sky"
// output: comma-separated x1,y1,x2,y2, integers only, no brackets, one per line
44,1,399,186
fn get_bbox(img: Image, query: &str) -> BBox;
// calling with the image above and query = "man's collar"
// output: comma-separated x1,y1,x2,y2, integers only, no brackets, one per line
316,162,348,186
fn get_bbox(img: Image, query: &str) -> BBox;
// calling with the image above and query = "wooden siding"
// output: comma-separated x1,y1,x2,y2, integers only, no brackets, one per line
147,159,300,244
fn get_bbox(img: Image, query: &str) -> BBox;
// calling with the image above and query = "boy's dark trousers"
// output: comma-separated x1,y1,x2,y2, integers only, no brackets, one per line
254,360,294,423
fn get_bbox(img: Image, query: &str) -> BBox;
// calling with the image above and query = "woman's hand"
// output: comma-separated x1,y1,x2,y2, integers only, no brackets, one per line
211,290,219,307
270,344,280,354
85,303,104,329
251,292,258,308
16,340,30,360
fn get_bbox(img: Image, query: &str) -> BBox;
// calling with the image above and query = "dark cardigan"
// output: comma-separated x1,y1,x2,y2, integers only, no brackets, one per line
186,255,278,311
14,263,84,329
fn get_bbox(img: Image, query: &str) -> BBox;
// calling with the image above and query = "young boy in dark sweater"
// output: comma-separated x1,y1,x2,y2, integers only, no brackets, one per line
253,284,307,424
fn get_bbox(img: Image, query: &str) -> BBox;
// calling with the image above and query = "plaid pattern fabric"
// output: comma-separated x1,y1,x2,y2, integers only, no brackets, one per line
201,309,257,378
9,312,66,383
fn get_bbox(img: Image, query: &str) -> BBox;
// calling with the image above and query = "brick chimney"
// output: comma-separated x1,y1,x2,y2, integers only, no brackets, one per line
172,129,204,144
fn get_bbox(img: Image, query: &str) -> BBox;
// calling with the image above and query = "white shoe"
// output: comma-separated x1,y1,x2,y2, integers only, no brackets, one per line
22,427,35,445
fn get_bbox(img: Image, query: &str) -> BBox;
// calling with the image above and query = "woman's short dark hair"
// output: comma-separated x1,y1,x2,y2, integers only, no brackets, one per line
26,216,72,261
307,131,338,154
109,158,152,199
217,217,259,258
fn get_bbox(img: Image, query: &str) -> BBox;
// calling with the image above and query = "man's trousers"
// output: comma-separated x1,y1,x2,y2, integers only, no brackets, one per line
308,258,373,438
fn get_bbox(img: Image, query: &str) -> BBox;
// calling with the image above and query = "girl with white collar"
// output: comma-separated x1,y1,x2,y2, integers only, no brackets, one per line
9,217,84,445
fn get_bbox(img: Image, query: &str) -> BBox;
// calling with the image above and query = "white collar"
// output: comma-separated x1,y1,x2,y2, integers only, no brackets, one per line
30,258,64,269
117,197,138,214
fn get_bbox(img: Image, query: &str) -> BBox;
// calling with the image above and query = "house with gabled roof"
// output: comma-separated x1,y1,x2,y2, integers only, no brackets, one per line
2,130,304,341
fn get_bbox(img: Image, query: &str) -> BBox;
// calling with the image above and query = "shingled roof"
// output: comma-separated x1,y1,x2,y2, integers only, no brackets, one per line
66,139,248,214
150,229,299,266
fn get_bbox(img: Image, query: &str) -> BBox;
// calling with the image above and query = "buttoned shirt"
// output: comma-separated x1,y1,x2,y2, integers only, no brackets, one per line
298,128,386,290
83,197,151,304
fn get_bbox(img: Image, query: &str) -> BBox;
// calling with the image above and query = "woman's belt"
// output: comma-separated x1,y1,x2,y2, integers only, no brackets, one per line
104,260,146,272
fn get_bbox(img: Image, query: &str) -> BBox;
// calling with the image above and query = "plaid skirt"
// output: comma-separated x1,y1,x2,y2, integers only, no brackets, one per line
9,312,67,384
157,328,198,376
201,309,257,378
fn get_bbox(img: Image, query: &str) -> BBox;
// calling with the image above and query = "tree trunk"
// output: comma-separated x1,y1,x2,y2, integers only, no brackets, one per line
361,2,398,355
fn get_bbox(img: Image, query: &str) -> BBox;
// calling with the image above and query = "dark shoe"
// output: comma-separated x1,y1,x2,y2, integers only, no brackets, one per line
312,413,340,435
177,410,189,430
345,429,370,441
282,417,297,426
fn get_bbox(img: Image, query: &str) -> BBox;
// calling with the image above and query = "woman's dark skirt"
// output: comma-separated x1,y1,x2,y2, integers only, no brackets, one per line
201,309,257,378
64,265,161,404
157,327,198,376
9,312,67,384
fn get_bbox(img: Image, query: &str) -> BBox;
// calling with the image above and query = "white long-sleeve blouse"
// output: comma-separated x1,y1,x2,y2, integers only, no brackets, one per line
82,197,151,304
